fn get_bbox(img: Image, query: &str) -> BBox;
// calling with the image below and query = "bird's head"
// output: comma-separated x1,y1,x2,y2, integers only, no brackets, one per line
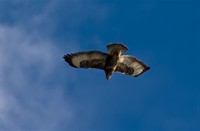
106,74,112,80
105,70,112,80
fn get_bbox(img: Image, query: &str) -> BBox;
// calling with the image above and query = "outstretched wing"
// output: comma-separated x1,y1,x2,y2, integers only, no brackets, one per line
107,43,128,55
63,51,108,70
115,55,150,77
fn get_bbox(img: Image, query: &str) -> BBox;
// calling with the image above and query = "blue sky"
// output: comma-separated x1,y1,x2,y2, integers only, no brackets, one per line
1,0,200,130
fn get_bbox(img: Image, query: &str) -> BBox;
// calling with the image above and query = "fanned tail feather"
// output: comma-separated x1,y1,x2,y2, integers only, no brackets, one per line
107,43,128,55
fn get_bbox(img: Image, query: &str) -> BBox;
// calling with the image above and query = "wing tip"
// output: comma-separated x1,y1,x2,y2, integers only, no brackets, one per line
134,66,150,77
63,54,78,68
145,66,151,71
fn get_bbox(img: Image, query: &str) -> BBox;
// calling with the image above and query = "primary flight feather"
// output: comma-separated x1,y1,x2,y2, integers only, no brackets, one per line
63,43,150,80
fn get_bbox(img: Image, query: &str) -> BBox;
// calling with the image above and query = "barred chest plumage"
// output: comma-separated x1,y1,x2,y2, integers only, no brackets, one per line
104,52,119,80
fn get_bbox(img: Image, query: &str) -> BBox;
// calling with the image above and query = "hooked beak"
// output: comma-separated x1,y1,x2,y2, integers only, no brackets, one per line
106,74,112,80
105,69,113,80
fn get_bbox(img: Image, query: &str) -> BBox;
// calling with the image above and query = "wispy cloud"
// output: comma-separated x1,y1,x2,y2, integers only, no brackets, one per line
2,0,199,130
2,0,109,39
1,0,111,130
1,25,77,131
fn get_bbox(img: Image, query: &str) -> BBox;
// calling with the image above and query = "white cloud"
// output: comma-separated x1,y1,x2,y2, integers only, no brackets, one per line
0,0,111,130
2,0,109,38
0,25,77,131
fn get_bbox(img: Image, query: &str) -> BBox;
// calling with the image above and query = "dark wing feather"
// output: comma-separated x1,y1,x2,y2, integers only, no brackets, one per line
115,55,150,77
63,51,108,70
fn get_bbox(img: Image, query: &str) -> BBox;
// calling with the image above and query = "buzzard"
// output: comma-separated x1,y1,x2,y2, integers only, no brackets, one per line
63,43,150,80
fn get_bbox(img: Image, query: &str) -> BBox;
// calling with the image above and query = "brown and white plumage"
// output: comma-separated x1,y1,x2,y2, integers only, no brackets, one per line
64,51,107,69
115,55,150,77
107,43,128,56
63,43,150,80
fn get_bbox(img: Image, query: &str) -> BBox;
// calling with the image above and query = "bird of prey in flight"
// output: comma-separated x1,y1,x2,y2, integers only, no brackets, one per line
63,43,150,80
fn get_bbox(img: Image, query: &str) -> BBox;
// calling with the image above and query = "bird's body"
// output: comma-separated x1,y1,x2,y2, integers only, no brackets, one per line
104,44,127,79
64,43,150,80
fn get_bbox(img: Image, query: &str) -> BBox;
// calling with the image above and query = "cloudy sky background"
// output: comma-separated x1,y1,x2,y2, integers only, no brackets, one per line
1,0,200,130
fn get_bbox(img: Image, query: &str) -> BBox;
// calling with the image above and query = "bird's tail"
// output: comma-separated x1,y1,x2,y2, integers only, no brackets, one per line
107,43,128,55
